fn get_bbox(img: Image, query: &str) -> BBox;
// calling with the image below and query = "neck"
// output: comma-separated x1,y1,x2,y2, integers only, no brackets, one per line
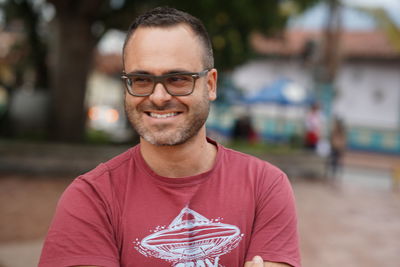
139,131,217,178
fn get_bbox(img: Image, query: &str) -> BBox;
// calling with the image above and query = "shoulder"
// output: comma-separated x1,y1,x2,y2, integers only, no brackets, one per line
78,146,135,183
216,145,290,198
219,145,285,179
63,146,138,200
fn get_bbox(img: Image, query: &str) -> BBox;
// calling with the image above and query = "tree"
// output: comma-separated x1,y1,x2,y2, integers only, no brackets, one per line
359,6,400,51
47,0,106,141
2,0,320,142
2,0,48,90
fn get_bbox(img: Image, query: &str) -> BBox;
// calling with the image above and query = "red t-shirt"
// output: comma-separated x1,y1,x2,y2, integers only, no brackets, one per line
39,140,301,267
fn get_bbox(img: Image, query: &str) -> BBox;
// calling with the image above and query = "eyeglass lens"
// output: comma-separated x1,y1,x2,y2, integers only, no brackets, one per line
127,74,195,96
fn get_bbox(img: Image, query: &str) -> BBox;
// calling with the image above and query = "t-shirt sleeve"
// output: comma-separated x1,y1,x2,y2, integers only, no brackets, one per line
245,167,301,267
39,173,120,267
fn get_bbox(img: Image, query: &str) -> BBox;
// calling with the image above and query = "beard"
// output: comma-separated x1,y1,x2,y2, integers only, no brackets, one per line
125,90,210,146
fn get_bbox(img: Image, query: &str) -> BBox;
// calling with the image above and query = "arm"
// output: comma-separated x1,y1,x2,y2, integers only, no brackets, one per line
244,256,290,267
245,170,301,267
39,175,120,267
244,256,292,267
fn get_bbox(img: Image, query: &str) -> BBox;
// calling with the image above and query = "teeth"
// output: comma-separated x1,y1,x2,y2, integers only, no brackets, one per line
149,112,178,118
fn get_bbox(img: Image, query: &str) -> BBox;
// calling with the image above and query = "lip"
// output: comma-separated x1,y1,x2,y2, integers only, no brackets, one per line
144,110,183,120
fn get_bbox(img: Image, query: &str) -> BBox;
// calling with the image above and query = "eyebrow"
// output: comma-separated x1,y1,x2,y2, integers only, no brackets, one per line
123,70,153,76
124,69,194,76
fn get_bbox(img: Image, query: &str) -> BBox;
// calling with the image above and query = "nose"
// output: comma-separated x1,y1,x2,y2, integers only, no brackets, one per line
148,82,172,106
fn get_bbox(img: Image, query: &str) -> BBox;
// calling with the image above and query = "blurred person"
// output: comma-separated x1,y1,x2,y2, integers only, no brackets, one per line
326,117,347,181
304,102,323,150
232,114,258,143
39,7,300,267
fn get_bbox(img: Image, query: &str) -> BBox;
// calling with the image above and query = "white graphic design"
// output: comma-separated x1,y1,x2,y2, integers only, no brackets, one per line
134,207,243,266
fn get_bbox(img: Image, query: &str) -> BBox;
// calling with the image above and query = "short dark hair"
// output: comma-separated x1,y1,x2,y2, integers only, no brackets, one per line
123,6,214,69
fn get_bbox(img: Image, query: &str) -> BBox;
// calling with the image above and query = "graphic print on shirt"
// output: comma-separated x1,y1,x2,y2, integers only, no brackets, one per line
134,206,243,266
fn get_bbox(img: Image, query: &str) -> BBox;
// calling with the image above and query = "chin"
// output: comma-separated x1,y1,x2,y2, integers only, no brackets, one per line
142,130,199,146
142,134,187,146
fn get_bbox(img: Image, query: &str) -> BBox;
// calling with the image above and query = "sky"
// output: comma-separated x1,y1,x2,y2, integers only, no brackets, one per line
343,0,400,9
339,0,400,25
289,0,400,30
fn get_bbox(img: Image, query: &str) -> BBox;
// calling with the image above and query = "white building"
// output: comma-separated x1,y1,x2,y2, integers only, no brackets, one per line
229,27,400,153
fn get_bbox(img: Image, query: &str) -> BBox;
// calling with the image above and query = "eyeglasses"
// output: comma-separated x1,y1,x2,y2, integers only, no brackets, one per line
121,69,210,97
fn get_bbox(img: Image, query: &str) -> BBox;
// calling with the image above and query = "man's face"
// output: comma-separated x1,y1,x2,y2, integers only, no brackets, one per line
123,24,217,146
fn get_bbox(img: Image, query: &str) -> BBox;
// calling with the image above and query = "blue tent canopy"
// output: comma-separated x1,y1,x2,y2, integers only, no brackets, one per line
242,78,313,106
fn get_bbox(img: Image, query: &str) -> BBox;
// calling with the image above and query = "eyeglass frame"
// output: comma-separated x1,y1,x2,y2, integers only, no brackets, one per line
121,69,210,97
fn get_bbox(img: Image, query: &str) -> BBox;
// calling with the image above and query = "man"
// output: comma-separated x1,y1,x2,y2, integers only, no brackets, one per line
39,7,300,267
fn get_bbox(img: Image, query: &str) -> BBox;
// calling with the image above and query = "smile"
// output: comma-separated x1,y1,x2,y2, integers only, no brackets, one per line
147,112,180,119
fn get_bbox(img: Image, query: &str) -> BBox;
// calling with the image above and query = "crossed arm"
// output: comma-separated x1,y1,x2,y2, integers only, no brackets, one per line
244,256,292,267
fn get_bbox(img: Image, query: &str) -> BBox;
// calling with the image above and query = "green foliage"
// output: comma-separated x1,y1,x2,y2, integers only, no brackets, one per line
2,0,48,89
85,129,113,144
2,0,321,76
358,6,400,51
142,0,320,70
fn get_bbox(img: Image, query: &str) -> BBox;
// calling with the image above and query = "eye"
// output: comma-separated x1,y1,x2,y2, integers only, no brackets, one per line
132,76,153,86
167,75,192,84
133,76,151,82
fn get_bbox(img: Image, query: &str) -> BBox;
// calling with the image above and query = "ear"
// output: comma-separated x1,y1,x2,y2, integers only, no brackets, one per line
206,68,218,101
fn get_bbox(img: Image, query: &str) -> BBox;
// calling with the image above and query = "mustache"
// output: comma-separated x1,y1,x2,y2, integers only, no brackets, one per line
137,101,186,111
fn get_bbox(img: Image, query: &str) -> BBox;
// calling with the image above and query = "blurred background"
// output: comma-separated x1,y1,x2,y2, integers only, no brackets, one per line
0,0,399,266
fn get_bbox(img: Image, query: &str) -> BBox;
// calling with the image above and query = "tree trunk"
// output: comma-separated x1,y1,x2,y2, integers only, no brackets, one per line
323,0,342,82
48,15,96,142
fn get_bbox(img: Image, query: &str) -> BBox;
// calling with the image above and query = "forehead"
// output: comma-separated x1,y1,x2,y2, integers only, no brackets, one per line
124,24,204,73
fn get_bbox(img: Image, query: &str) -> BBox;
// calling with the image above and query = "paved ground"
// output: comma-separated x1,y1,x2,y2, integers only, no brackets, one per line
297,171,400,267
0,150,399,267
